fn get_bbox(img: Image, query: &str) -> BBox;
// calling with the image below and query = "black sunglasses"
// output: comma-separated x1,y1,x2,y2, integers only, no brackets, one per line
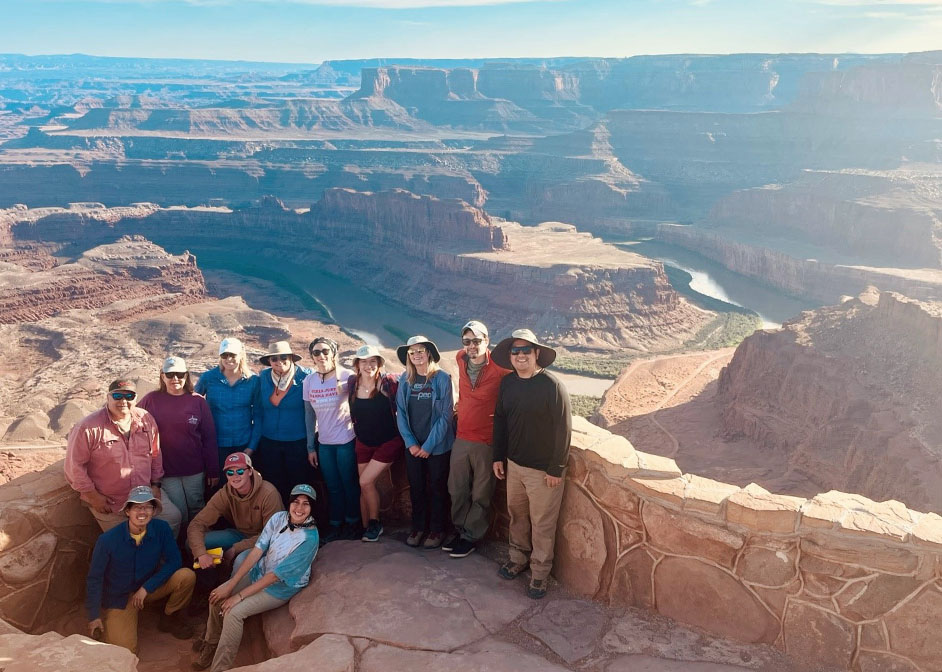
510,345,534,355
462,338,483,346
225,468,249,476
310,348,332,357
164,371,187,379
269,354,292,362
110,391,136,401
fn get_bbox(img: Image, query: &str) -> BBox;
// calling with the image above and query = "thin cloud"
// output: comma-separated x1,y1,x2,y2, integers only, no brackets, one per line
811,0,942,5
48,0,554,6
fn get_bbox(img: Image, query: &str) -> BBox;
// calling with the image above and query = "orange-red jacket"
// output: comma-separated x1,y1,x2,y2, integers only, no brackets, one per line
455,350,511,444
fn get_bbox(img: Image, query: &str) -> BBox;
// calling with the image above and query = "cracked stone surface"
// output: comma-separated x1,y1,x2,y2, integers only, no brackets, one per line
522,598,609,663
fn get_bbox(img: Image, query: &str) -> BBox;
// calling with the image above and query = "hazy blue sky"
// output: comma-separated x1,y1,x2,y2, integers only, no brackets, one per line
2,0,940,63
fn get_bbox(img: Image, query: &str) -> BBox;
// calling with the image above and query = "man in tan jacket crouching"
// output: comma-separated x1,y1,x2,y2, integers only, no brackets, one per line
187,452,283,571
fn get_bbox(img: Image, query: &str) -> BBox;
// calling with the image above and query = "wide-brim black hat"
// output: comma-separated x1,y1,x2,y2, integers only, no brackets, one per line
491,328,557,370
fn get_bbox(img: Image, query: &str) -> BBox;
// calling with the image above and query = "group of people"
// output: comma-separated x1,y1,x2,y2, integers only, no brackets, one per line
64,321,572,671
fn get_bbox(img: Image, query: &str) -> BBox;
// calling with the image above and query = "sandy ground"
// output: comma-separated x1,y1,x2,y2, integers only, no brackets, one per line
596,349,821,497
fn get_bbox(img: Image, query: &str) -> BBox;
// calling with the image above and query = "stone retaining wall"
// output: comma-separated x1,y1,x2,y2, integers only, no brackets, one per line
558,417,942,672
2,420,941,671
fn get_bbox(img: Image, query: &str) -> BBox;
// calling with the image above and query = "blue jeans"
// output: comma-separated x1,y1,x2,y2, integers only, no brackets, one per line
318,440,360,526
204,529,246,552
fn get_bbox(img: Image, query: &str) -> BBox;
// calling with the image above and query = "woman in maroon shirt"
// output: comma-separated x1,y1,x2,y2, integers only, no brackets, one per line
139,356,219,530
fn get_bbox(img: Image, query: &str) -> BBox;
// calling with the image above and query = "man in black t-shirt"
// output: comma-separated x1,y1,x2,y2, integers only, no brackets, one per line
491,328,572,600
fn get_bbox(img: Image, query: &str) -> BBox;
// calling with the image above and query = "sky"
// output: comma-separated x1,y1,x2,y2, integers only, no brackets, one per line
0,0,940,63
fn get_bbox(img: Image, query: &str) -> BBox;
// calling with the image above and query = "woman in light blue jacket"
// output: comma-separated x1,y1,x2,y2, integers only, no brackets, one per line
395,335,454,549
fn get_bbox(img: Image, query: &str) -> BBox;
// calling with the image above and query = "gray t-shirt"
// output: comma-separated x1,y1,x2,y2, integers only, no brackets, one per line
407,374,433,445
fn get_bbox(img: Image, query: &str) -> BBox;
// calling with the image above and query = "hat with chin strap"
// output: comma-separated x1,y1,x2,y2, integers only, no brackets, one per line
491,328,557,370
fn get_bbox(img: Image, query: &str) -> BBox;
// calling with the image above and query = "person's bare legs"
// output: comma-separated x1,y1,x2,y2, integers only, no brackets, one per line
358,459,391,521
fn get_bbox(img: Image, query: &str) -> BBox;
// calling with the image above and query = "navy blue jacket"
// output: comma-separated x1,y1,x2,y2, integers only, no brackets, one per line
85,518,182,620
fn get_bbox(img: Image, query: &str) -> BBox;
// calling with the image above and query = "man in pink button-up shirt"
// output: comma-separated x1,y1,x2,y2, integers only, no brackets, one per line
65,379,182,536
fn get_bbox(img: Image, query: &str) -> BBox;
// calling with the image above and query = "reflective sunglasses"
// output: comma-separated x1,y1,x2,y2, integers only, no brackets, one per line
164,371,187,379
310,348,332,357
462,338,483,346
225,468,249,477
110,391,136,401
510,345,534,356
408,349,427,356
220,353,237,360
269,354,292,362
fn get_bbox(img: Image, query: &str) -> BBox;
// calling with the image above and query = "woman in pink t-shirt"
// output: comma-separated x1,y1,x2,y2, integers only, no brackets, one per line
302,337,358,543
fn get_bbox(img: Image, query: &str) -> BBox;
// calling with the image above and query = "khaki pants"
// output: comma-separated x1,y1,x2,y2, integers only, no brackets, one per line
102,567,196,653
205,572,286,672
91,489,183,538
448,438,496,542
506,460,566,581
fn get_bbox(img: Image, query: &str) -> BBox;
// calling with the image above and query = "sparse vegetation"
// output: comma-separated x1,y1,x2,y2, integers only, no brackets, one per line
571,394,602,418
554,354,637,378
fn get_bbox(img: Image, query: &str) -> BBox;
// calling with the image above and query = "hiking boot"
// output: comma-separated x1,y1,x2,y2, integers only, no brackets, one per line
423,532,443,549
498,561,528,580
449,538,476,558
192,638,206,654
341,521,364,540
441,531,460,552
158,611,195,640
361,519,383,542
320,523,341,546
405,530,425,547
527,578,548,600
192,640,217,670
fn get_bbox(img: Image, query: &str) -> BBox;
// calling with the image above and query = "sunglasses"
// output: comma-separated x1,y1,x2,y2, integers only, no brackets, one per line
220,353,237,360
225,468,249,477
462,338,483,346
510,345,534,356
268,354,292,362
310,348,332,357
164,371,187,379
110,391,136,401
408,349,427,356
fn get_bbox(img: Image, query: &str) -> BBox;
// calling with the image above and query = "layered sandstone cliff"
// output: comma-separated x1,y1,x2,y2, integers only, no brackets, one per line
717,289,942,513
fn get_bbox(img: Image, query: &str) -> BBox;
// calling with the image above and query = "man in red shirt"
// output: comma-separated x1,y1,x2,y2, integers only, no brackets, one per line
65,379,182,536
444,320,510,558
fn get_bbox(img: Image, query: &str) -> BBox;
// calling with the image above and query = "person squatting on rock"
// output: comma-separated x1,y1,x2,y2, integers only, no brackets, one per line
139,356,220,530
304,336,361,543
186,451,283,577
348,344,403,543
65,378,182,536
192,484,320,672
85,485,196,653
252,341,313,507
492,328,572,600
443,320,510,559
194,337,262,487
396,335,455,549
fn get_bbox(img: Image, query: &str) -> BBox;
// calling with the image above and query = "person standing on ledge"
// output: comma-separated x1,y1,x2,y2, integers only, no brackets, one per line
443,320,509,559
65,379,182,537
491,328,572,600
85,485,196,653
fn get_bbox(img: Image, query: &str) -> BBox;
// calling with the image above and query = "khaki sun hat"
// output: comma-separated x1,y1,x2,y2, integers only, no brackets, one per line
491,328,557,370
259,340,302,365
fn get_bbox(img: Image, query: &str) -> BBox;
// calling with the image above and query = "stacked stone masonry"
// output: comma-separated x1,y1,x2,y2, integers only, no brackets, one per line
2,420,941,671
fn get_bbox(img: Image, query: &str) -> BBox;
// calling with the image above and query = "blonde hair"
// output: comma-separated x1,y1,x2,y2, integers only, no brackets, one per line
224,350,253,379
405,348,439,385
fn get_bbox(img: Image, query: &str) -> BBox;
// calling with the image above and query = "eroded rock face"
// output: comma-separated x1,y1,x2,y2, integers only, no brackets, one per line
0,631,137,671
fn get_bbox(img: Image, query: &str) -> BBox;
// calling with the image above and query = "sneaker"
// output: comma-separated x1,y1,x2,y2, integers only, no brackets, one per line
320,523,341,546
527,578,548,599
158,611,195,640
192,641,216,670
441,531,460,552
449,538,476,558
361,519,383,542
405,530,425,547
341,522,364,540
498,561,528,580
422,532,443,549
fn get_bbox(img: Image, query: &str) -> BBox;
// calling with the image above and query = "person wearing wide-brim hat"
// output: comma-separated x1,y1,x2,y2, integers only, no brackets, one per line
490,328,571,600
347,344,403,542
395,335,455,549
85,485,196,653
252,340,314,507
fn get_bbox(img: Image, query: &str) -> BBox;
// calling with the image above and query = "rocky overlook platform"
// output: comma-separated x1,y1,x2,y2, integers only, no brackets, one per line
2,419,941,671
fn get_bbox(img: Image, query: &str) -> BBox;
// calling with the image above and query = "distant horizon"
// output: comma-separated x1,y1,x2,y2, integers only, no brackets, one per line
3,0,941,63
